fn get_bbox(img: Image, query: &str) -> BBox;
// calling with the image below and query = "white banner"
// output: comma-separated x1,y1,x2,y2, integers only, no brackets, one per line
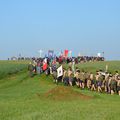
57,65,63,78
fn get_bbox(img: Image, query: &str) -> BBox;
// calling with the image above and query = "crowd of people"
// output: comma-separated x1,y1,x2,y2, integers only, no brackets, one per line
78,56,104,62
10,55,104,63
56,56,104,64
28,57,120,96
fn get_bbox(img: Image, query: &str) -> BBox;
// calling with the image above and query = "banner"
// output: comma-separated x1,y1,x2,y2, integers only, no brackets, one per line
48,50,54,58
64,50,69,58
68,50,72,58
57,65,63,78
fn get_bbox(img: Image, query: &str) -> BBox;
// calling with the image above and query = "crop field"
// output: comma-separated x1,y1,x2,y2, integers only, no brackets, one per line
0,61,28,80
0,61,120,120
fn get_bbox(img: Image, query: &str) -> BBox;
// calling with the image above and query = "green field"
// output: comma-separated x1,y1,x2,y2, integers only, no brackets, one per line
0,61,28,80
0,61,120,120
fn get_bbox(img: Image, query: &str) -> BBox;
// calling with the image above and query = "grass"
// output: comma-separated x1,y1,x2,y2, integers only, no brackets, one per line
68,61,120,73
0,60,28,80
0,60,120,120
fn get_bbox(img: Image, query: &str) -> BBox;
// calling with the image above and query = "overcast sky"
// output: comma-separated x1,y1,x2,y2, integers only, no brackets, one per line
0,0,120,60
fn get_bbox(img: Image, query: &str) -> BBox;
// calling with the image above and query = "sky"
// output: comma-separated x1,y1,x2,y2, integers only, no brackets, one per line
0,0,120,60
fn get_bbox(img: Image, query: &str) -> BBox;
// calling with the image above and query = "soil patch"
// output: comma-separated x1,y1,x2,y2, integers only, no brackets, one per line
37,86,93,101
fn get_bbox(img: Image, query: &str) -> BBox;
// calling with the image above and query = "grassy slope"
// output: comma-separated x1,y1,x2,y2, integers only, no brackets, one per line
0,61,120,120
0,61,28,80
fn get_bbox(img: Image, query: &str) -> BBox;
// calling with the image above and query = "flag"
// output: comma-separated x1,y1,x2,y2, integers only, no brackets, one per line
64,50,69,58
43,62,48,71
57,65,63,78
44,58,47,63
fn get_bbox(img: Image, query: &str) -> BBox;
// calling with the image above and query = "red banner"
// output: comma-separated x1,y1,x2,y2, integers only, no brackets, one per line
64,50,69,58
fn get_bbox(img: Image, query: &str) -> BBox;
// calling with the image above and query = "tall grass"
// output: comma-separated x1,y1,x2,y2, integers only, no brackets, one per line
0,60,28,80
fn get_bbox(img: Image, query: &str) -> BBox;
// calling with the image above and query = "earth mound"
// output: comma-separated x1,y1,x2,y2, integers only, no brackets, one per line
43,86,93,101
